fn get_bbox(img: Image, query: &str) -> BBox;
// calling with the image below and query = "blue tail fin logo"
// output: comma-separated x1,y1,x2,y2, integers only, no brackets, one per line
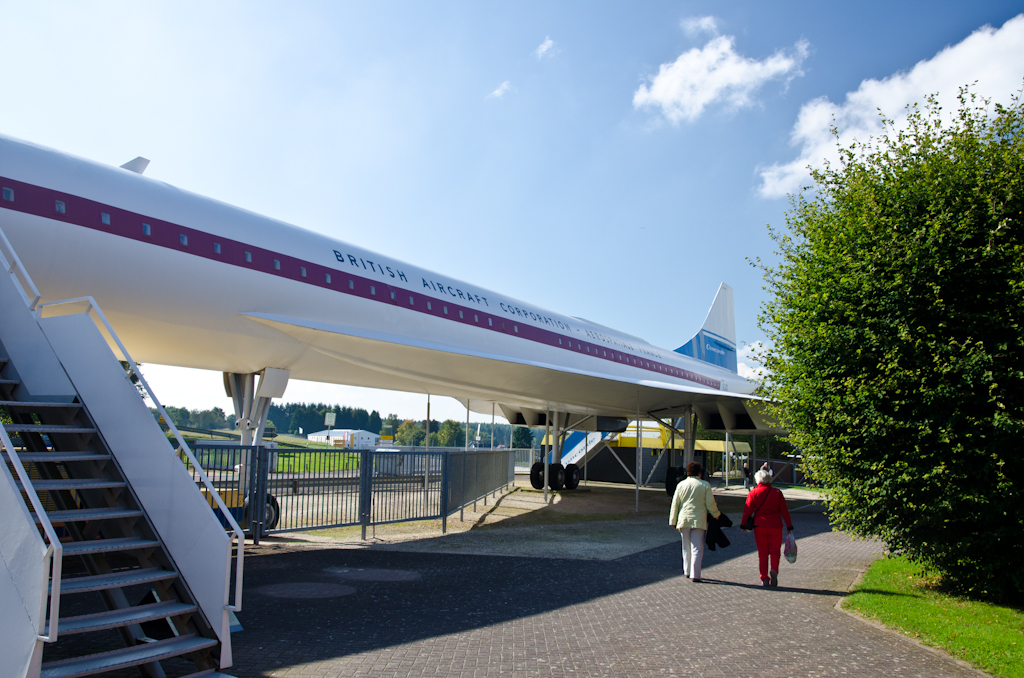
674,283,738,373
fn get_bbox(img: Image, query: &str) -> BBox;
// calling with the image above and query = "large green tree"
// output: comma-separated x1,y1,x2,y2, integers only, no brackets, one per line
759,90,1024,601
435,420,465,447
512,426,535,449
395,419,425,446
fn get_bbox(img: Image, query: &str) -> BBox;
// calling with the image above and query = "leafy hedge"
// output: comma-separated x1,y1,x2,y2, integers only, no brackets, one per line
759,89,1024,602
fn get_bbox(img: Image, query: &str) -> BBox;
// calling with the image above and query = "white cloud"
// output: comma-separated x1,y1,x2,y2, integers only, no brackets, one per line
737,342,766,382
758,14,1024,198
681,16,718,38
535,36,555,59
634,35,809,123
487,81,512,99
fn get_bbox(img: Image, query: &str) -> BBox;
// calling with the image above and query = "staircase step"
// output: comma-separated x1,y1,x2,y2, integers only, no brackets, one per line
5,450,110,462
182,672,238,678
3,423,95,434
0,378,20,385
0,400,82,409
57,567,179,594
38,507,144,523
40,634,218,678
17,478,125,491
62,537,161,557
46,600,197,636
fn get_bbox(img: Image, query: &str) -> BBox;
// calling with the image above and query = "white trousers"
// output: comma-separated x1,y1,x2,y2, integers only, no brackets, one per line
680,528,707,580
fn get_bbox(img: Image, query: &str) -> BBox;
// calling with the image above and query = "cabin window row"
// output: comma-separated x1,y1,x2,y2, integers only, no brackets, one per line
352,286,525,335
552,334,680,375
11,188,337,290
8,184,682,378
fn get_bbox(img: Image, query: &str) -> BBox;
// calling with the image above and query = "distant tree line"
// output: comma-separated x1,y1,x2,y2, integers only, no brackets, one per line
391,419,537,448
267,403,383,436
151,406,232,430
152,401,539,448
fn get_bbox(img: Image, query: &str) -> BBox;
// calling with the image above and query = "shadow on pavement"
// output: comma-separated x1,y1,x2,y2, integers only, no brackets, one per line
698,579,851,597
229,505,843,676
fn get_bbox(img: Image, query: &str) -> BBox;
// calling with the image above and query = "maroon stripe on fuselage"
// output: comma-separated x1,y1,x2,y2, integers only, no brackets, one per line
0,175,721,389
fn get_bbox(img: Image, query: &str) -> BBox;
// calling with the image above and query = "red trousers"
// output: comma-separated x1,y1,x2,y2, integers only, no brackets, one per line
755,527,783,581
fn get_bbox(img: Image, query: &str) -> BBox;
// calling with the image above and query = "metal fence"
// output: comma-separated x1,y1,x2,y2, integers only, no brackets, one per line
513,448,536,471
186,445,260,532
445,448,516,520
187,444,514,540
758,459,807,486
366,449,446,531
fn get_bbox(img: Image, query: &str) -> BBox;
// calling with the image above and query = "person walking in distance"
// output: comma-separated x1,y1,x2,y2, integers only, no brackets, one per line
669,461,722,583
741,469,793,587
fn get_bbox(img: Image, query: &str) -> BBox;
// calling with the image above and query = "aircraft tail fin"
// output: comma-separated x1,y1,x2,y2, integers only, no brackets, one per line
674,283,737,372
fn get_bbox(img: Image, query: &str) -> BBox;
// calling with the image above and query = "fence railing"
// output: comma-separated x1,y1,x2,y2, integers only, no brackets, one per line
757,459,807,486
446,448,514,512
712,455,808,487
189,445,515,538
365,450,445,531
513,448,536,470
0,225,60,642
1,423,63,643
0,223,41,311
38,296,245,612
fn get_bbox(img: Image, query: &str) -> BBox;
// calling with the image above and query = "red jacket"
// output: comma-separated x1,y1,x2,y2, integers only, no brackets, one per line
742,484,793,531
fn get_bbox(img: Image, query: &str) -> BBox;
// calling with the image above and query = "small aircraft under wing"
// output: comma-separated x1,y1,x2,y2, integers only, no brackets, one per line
0,133,781,436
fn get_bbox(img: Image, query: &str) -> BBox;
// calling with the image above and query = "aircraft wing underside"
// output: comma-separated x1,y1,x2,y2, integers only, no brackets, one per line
241,312,783,434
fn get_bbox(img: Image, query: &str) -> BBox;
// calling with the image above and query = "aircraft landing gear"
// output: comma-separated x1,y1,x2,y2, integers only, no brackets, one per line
243,493,280,532
665,466,680,497
548,463,565,491
563,463,580,490
530,462,545,490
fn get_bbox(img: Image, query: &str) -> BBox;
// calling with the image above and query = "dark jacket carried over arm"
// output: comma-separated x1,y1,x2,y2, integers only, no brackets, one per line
705,512,733,551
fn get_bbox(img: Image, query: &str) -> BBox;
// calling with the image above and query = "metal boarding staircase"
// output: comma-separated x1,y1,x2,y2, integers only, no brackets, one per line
0,227,242,678
549,423,684,487
557,431,614,468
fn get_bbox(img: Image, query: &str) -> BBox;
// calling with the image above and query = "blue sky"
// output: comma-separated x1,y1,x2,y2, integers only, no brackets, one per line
2,2,1022,422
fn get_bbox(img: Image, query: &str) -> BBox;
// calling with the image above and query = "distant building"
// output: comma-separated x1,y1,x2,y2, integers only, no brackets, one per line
307,428,380,449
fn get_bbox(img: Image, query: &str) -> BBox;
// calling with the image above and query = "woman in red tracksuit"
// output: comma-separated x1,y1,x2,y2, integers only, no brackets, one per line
741,468,793,587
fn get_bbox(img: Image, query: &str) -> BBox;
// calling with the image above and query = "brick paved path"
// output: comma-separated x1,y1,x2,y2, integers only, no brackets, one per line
228,508,985,678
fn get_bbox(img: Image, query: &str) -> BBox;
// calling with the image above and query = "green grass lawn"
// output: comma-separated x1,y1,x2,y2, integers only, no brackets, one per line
270,432,336,448
274,449,359,473
843,556,1023,677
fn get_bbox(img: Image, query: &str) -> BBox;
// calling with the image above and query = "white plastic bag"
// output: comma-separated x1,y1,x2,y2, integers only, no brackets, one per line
784,532,797,564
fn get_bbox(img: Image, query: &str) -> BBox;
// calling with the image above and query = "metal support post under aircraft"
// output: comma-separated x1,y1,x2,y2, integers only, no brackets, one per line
683,404,695,468
635,413,640,513
224,368,290,446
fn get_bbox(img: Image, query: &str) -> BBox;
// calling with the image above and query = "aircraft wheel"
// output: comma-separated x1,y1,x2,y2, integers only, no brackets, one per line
244,493,280,531
549,463,565,491
529,462,545,489
665,467,679,496
563,463,580,490
265,493,280,530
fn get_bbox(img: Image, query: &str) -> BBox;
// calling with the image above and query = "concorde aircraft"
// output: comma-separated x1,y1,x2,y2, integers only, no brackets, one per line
0,133,777,476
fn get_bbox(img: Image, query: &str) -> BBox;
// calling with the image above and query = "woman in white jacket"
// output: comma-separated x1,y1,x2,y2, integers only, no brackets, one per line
668,461,722,582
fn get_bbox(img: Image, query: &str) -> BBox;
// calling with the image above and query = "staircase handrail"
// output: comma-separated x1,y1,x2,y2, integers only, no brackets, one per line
36,296,244,613
0,423,63,642
0,226,41,311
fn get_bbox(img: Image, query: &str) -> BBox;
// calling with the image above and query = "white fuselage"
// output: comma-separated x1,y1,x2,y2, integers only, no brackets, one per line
0,134,755,420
